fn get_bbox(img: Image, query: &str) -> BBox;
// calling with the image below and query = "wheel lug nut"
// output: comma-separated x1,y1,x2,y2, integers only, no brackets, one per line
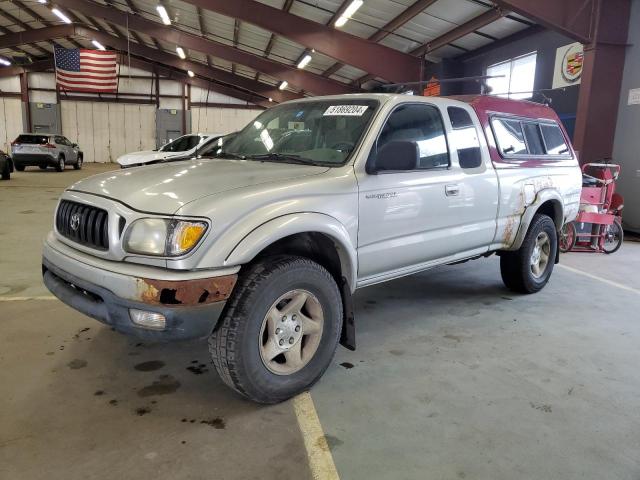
289,337,294,344
295,325,300,332
275,328,281,335
292,315,297,320
279,339,284,346
281,316,286,322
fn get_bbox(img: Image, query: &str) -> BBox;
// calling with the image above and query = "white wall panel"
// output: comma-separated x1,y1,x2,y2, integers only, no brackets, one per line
191,107,260,134
61,101,156,162
0,98,23,153
107,104,126,162
0,76,19,92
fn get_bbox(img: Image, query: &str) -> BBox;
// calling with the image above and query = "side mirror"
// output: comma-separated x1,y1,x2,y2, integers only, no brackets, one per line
72,143,78,148
370,140,419,173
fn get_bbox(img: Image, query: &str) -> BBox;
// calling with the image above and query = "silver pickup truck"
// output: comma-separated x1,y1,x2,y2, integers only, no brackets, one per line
43,94,582,403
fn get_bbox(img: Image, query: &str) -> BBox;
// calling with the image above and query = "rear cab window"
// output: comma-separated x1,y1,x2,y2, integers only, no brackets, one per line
490,116,571,159
15,134,49,145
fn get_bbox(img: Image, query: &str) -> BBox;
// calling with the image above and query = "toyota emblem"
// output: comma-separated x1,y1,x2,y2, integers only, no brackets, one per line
70,213,81,231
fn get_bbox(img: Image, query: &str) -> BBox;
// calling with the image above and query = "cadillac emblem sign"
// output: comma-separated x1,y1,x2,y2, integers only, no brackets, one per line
561,44,584,83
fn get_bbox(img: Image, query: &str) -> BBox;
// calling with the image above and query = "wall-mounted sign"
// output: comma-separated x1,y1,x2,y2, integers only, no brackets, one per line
628,88,640,106
552,42,584,89
36,103,44,109
170,109,177,115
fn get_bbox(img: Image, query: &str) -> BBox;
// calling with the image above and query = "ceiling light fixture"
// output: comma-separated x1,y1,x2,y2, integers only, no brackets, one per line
156,5,171,25
278,80,288,91
268,97,273,102
297,52,312,69
187,70,194,77
176,46,186,59
0,58,11,66
335,0,363,28
91,40,106,51
51,8,72,24
38,0,47,3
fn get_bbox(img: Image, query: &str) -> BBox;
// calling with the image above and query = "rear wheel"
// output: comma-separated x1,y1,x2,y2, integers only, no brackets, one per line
500,214,557,294
603,218,623,254
559,222,576,253
55,156,65,172
74,156,83,170
209,256,343,404
15,164,25,171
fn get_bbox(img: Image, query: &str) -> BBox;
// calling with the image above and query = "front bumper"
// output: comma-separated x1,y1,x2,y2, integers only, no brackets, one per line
42,234,238,341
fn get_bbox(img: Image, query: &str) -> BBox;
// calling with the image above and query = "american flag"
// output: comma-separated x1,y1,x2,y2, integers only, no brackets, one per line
54,45,118,93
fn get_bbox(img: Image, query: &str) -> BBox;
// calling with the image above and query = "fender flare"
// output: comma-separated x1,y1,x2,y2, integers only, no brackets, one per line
224,212,358,290
509,188,564,251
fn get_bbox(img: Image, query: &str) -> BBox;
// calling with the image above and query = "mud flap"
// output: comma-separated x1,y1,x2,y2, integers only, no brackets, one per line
339,277,356,351
555,230,560,264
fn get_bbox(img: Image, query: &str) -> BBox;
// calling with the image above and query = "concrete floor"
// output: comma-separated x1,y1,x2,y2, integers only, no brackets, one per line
1,164,640,480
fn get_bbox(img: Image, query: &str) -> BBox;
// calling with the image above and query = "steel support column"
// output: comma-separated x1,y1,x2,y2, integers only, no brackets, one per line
574,0,631,163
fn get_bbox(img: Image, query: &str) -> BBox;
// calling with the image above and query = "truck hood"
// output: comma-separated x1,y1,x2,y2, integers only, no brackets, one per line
117,150,188,166
68,158,329,213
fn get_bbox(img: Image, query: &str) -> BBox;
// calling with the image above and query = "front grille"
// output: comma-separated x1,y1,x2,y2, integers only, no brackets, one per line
56,200,109,250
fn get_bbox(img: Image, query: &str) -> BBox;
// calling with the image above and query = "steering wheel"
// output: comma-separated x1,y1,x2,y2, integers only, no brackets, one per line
331,141,355,152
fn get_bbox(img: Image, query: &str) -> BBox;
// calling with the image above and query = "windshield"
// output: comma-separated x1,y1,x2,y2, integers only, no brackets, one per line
15,134,49,145
160,135,202,152
208,99,379,166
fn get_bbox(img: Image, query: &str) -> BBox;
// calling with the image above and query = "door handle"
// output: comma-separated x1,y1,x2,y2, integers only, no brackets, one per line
445,184,460,196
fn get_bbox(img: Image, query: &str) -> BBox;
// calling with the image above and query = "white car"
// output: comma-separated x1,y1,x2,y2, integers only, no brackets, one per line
117,133,224,168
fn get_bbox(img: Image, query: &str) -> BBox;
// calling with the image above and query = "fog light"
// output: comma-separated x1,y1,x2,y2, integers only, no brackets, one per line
130,309,166,330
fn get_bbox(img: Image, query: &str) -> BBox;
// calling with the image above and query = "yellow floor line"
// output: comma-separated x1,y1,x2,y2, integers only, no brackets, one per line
558,264,640,295
293,392,340,480
0,295,57,302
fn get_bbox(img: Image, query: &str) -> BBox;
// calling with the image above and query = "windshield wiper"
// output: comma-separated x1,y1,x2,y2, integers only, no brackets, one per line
245,153,327,166
217,152,246,160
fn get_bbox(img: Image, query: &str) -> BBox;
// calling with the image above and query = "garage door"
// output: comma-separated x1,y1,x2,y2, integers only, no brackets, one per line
0,98,24,154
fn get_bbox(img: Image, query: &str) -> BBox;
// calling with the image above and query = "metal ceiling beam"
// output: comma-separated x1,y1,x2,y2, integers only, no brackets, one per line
0,25,298,104
322,0,439,78
353,7,506,86
0,9,50,56
178,0,423,83
410,8,506,56
491,0,594,43
0,59,53,77
256,0,294,82
9,0,83,49
52,0,355,95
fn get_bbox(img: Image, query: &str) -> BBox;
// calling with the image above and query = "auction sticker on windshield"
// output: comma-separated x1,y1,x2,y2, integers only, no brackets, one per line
323,105,368,116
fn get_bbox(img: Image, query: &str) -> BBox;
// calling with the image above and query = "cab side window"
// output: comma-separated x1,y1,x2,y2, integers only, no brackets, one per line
377,104,449,170
540,124,569,155
447,106,482,169
492,118,527,155
522,123,545,155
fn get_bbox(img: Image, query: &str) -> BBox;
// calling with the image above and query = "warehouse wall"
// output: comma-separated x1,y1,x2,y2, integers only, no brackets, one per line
1,65,263,162
61,102,156,163
613,0,640,232
434,29,580,137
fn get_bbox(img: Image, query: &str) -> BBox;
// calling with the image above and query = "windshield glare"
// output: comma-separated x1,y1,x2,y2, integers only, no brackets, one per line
161,135,201,152
210,100,379,166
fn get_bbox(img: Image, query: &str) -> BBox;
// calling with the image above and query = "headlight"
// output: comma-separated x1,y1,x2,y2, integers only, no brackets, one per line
124,218,207,256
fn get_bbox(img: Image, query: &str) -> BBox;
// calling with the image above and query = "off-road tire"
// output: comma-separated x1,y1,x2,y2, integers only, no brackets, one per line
74,156,83,170
209,256,343,404
56,156,65,172
500,214,557,294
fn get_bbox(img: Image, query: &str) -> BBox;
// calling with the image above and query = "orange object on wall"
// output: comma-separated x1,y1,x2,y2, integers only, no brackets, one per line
423,77,441,96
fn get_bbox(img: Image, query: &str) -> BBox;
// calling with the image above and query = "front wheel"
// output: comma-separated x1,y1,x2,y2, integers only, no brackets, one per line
73,156,83,170
500,214,558,294
209,256,343,404
15,164,25,171
603,218,623,254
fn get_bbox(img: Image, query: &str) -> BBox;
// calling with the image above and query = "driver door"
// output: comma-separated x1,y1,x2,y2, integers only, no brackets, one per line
356,102,464,281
